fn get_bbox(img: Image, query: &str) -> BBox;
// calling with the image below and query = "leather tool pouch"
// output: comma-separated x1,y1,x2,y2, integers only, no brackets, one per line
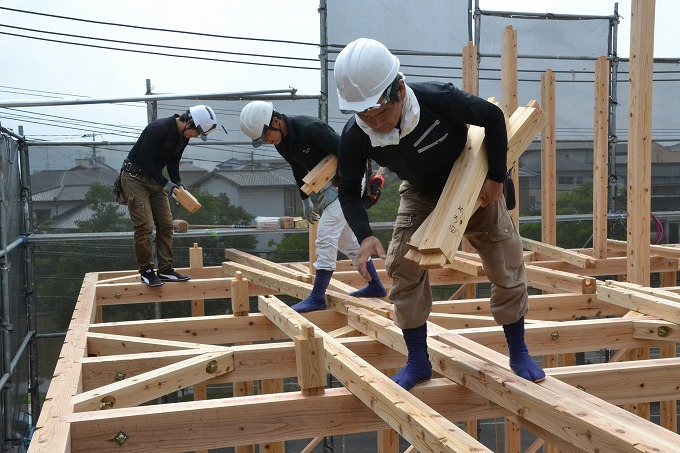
504,170,516,211
113,172,127,205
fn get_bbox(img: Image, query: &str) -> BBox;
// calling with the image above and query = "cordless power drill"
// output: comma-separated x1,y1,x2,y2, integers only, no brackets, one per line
363,174,385,208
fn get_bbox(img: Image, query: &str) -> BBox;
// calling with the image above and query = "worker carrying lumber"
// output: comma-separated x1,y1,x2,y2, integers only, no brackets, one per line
240,100,386,311
121,104,217,287
334,38,545,390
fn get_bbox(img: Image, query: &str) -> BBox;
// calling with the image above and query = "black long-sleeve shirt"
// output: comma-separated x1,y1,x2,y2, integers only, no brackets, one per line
275,115,340,200
338,81,508,243
126,115,188,187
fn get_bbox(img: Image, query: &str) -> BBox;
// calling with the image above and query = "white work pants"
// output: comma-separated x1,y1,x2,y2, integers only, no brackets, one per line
314,198,360,271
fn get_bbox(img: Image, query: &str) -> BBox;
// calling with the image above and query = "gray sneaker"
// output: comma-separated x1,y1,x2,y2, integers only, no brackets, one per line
157,268,190,282
141,269,163,287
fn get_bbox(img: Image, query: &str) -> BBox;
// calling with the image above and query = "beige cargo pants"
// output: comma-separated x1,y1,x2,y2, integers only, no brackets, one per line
385,181,528,329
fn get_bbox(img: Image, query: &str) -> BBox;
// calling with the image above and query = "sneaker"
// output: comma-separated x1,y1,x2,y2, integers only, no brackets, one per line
157,268,190,282
141,269,163,287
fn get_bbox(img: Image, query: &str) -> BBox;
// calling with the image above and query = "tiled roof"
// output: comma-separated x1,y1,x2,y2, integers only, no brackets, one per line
214,167,296,187
32,185,92,202
48,204,129,230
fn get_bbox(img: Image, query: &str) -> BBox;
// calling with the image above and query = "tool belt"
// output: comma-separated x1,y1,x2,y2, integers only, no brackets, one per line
122,159,144,176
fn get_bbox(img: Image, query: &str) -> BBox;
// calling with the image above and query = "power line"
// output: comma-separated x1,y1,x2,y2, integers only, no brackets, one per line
0,31,319,71
0,6,319,47
0,24,320,64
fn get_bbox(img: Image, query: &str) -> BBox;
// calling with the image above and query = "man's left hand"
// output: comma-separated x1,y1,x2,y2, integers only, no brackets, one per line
163,182,179,197
478,179,503,208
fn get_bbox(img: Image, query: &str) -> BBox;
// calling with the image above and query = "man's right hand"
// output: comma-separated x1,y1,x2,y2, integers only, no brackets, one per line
163,182,179,197
357,236,386,281
302,198,320,224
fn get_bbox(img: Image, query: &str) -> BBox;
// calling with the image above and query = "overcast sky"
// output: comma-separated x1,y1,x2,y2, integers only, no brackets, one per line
0,0,677,145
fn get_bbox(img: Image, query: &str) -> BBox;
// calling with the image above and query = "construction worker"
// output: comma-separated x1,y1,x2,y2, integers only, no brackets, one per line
333,38,545,390
239,101,386,311
121,105,217,287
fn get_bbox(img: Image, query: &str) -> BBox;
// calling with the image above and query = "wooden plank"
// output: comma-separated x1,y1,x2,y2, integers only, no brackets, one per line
522,237,596,269
72,351,234,412
301,154,337,195
258,295,491,453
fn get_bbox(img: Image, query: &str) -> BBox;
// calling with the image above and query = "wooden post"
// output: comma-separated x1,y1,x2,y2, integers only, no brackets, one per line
189,244,208,453
462,41,479,300
462,42,478,96
541,69,557,246
309,220,318,274
232,272,255,453
259,379,285,453
593,56,610,259
660,270,678,432
501,32,522,452
626,0,655,286
502,25,520,225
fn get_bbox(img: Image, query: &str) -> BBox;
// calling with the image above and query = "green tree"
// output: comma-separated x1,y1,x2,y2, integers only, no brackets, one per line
75,182,132,232
170,190,257,266
519,182,594,249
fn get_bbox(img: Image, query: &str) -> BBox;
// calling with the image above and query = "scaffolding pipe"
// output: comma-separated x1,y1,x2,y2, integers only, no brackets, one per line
608,4,621,213
0,138,13,452
318,0,329,124
0,237,24,259
19,132,40,430
0,331,35,400
0,88,307,108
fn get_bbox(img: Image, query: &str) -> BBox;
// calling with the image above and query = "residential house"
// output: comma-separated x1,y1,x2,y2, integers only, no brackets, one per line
193,161,301,218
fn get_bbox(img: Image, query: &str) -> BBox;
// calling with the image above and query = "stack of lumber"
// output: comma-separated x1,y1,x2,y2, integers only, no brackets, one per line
405,101,546,269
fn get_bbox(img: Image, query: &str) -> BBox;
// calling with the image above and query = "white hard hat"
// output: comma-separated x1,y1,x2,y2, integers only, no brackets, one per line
334,38,400,114
189,105,217,141
239,101,274,148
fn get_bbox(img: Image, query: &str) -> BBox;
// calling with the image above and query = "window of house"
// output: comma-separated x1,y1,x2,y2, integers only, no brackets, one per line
283,189,297,217
558,176,574,185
